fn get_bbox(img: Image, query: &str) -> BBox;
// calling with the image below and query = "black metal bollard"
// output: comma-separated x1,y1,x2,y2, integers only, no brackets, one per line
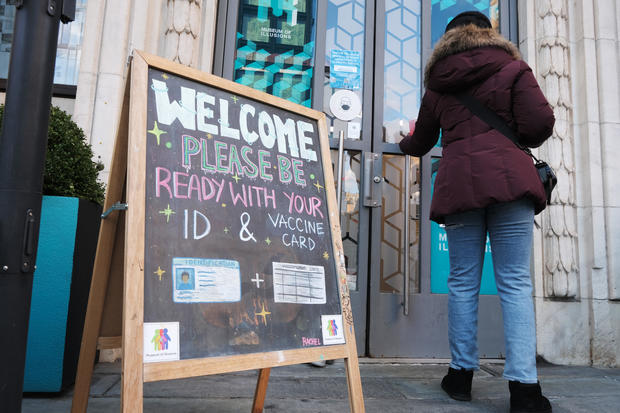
0,1,74,411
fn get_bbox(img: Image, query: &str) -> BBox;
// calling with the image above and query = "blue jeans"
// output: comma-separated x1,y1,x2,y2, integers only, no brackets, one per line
444,198,537,383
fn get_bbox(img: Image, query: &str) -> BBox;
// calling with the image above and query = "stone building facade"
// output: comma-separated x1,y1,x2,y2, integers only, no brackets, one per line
72,0,619,366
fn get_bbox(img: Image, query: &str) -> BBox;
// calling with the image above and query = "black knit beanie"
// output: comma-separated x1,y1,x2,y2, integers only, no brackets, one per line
444,11,492,32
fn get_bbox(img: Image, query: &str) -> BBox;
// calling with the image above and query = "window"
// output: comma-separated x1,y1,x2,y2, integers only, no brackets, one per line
0,0,88,94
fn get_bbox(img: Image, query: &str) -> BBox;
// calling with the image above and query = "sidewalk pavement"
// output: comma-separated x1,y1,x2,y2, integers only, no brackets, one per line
22,359,620,412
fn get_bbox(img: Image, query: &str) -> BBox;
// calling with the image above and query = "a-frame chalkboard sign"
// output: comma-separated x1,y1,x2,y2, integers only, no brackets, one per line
71,51,364,413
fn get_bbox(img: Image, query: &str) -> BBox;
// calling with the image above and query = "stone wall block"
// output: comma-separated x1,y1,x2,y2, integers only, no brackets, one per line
189,1,202,35
165,30,180,61
545,74,560,106
591,301,618,366
606,209,620,299
173,0,190,32
543,14,558,38
556,167,570,204
550,0,563,15
554,105,567,122
597,42,620,123
548,135,563,168
568,171,576,205
557,15,568,39
550,45,564,74
549,204,565,235
594,0,618,39
178,31,194,65
544,228,559,272
544,274,554,297
563,47,570,76
555,118,569,141
559,234,575,272
539,46,552,76
559,76,571,107
538,0,551,17
567,269,578,297
602,124,620,206
564,204,577,237
552,267,568,296
167,0,175,28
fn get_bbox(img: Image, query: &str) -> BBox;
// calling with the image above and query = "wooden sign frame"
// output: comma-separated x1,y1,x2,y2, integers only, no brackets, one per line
71,51,364,413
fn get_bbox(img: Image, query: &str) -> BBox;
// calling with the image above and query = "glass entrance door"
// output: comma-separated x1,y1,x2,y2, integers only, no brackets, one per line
215,0,516,358
367,0,515,358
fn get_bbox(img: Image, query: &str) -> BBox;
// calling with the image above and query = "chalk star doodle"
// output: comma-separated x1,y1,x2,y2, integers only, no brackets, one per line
251,273,264,288
255,303,271,325
159,204,176,222
313,180,324,192
224,227,229,234
162,73,169,79
232,174,241,183
264,237,272,245
148,121,167,145
231,95,239,103
207,133,213,139
154,266,166,281
323,251,329,260
239,212,257,242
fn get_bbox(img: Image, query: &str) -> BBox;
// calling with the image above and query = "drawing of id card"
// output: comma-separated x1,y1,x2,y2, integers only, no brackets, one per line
172,258,241,303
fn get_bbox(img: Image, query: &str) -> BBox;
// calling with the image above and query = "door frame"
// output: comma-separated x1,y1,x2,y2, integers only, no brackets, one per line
367,0,518,358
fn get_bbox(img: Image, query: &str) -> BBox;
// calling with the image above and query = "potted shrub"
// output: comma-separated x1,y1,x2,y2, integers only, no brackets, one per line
0,105,106,392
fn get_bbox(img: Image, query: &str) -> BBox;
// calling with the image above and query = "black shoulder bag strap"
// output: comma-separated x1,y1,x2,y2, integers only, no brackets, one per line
454,92,557,204
453,92,538,161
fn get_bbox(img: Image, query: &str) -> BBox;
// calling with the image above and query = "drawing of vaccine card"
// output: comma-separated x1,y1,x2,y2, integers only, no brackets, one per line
172,258,241,303
321,315,345,345
143,322,180,363
272,262,326,304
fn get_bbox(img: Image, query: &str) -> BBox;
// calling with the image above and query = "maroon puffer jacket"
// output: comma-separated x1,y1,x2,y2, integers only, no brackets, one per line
399,24,555,223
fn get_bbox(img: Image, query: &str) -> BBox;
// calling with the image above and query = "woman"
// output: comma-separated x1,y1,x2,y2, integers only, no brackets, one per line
399,11,554,413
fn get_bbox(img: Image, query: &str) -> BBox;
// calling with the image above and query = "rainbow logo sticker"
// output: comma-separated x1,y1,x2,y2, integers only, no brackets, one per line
321,315,345,345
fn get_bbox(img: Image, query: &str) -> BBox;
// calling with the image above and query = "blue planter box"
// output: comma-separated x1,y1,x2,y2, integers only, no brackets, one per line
23,196,101,393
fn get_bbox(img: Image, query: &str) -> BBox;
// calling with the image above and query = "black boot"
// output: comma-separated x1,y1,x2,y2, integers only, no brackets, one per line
509,381,552,412
441,367,473,401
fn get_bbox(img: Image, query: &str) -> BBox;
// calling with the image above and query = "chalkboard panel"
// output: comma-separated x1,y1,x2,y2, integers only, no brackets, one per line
142,67,343,361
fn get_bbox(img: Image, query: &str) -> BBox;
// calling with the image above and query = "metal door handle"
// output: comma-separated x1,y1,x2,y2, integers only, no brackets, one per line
362,152,381,207
403,155,411,316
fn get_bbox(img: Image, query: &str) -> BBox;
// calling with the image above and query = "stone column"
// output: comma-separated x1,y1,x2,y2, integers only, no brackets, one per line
536,0,579,299
523,0,620,367
520,0,591,366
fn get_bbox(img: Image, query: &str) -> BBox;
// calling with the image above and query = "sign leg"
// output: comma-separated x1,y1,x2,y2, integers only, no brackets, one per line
70,277,108,413
345,355,365,413
252,368,271,413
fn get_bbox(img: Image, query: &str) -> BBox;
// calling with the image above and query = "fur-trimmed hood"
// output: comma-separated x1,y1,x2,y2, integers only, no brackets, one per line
424,24,521,88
